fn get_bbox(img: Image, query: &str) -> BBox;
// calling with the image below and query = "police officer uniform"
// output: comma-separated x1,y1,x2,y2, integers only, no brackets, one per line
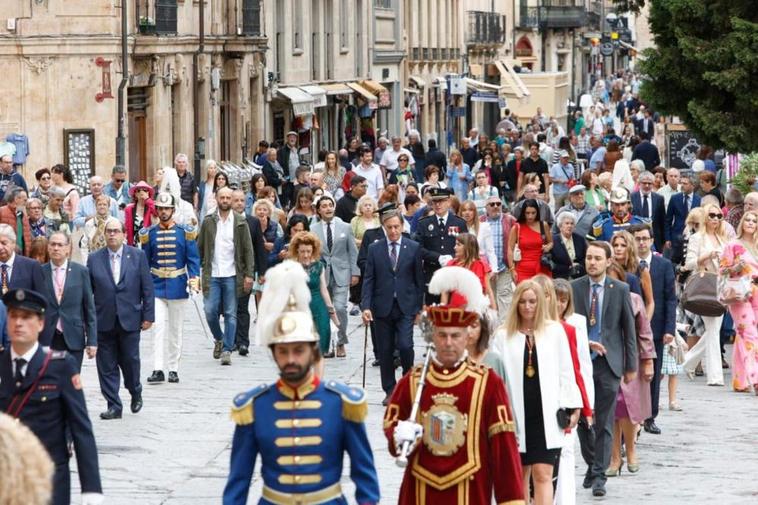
412,188,468,303
592,187,650,242
140,192,201,384
223,261,380,505
0,289,103,505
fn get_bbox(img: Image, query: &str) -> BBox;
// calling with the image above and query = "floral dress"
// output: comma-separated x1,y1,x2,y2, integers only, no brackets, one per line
720,241,758,391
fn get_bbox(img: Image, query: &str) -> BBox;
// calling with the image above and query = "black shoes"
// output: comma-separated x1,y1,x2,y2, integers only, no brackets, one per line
238,345,249,356
168,371,179,383
131,393,143,414
582,473,593,489
147,370,165,384
643,419,661,435
371,359,380,367
100,408,122,420
323,351,336,358
213,340,223,359
381,395,390,407
592,479,607,497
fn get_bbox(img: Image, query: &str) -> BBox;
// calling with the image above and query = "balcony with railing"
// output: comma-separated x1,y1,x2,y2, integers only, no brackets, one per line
466,11,506,47
135,0,177,35
518,6,540,29
540,0,587,29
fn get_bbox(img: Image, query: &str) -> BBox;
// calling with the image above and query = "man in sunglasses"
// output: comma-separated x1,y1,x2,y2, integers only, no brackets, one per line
103,165,132,219
483,195,517,322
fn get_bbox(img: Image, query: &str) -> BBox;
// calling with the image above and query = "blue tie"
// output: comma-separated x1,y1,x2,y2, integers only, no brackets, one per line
588,283,601,357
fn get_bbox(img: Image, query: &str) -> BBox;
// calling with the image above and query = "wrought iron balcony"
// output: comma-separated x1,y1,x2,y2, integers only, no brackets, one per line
540,0,587,29
518,6,540,29
466,11,506,47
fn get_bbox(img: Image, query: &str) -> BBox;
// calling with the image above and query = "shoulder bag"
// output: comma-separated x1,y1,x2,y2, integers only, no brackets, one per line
681,257,726,317
512,224,522,262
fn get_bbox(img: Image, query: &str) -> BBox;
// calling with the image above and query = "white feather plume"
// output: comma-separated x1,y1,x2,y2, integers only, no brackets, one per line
255,260,312,346
428,266,489,315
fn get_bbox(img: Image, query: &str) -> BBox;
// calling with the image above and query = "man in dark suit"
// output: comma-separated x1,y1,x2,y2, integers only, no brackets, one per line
88,217,154,420
665,174,701,264
572,241,638,498
630,224,677,435
636,109,655,139
631,171,667,251
40,231,97,371
362,209,424,405
413,187,467,303
0,288,102,505
0,223,45,294
232,189,267,357
631,132,661,172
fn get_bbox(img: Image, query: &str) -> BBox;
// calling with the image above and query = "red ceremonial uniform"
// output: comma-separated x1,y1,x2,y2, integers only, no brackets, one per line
384,358,525,505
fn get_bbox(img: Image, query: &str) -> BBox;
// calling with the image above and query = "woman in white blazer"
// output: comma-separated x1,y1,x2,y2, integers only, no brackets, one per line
492,279,582,505
682,203,727,386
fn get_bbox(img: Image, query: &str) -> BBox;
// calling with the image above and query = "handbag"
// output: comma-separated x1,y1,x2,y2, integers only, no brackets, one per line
512,224,522,262
717,275,752,305
670,334,689,365
539,222,555,270
556,408,571,430
681,270,726,317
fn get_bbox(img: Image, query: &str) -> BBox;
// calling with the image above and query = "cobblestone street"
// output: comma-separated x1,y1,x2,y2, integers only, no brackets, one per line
72,300,758,505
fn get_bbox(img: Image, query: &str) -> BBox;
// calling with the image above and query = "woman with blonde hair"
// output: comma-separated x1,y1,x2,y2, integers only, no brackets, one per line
350,194,380,248
458,199,498,271
446,148,473,201
719,210,758,392
682,203,727,386
80,194,112,264
289,231,339,375
492,280,581,505
0,412,54,505
287,187,316,222
322,151,346,197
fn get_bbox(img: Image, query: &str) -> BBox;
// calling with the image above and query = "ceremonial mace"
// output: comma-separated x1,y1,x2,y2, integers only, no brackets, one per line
396,311,434,468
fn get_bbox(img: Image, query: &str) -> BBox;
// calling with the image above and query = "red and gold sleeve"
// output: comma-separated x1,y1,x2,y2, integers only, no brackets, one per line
484,372,525,505
383,372,413,457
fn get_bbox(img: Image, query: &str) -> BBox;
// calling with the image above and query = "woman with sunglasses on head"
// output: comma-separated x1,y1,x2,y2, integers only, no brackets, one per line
719,210,758,393
508,199,553,284
681,203,727,386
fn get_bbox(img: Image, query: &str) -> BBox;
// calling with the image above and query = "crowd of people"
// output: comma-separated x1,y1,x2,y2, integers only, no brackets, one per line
1,68,757,505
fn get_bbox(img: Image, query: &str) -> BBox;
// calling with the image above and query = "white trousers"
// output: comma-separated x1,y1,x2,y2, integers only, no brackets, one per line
153,298,187,372
683,315,724,385
490,269,514,325
554,428,576,505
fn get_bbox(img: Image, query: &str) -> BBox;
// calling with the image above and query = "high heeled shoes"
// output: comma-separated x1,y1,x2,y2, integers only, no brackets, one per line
627,461,640,473
605,463,623,477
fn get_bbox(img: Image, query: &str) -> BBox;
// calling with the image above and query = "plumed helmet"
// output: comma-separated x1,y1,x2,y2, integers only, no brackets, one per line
255,261,317,346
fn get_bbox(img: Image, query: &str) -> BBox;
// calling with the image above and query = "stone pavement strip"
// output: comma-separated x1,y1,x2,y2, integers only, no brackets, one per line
70,299,758,504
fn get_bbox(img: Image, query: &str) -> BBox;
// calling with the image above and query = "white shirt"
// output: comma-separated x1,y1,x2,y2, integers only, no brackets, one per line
109,246,123,282
640,252,653,269
657,184,679,210
353,163,384,200
379,147,414,173
434,212,448,228
0,252,15,284
212,211,236,277
11,342,39,379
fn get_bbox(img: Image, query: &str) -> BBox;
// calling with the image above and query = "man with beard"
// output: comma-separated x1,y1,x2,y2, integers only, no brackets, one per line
140,192,200,384
223,261,380,505
592,187,648,242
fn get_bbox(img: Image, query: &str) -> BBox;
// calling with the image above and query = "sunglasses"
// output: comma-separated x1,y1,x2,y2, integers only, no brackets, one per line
487,202,502,207
398,158,409,162
744,218,757,223
708,213,723,220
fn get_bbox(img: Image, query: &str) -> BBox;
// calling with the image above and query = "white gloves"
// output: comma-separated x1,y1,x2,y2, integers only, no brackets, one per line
438,255,453,267
81,493,104,505
394,420,423,453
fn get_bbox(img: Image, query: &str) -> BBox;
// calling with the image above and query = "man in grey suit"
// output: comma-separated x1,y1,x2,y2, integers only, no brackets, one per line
40,231,97,371
312,194,360,357
571,241,638,498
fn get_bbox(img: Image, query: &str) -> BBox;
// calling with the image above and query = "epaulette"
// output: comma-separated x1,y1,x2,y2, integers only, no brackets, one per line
636,216,652,225
592,212,610,238
230,383,269,426
324,380,367,423
179,223,198,241
138,226,151,245
49,350,67,360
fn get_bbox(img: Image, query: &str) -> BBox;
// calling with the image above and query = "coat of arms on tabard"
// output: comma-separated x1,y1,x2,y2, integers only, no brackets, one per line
422,393,468,456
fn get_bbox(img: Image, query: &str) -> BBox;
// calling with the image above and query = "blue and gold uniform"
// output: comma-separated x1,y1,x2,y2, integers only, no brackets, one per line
591,211,650,242
139,222,200,300
224,376,380,505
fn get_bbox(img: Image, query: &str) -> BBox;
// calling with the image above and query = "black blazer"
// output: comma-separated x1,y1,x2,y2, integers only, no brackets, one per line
7,254,45,293
244,214,268,277
40,262,97,351
357,226,411,272
413,212,468,283
551,232,587,279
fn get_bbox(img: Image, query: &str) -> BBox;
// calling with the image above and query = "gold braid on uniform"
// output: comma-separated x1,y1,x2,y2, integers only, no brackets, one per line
487,405,516,438
230,384,269,426
342,397,368,423
325,381,368,423
184,225,198,241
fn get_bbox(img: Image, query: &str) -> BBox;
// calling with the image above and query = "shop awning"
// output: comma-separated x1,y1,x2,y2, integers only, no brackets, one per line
299,85,328,107
404,87,420,94
409,75,426,87
494,60,530,99
360,80,392,109
277,87,314,117
321,83,353,95
433,76,448,87
464,77,503,94
347,82,378,109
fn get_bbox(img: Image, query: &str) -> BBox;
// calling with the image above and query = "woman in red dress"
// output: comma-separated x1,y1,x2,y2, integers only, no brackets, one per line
442,233,497,310
507,199,553,284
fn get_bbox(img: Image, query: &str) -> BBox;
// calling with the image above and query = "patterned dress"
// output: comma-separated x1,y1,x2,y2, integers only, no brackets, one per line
720,241,758,391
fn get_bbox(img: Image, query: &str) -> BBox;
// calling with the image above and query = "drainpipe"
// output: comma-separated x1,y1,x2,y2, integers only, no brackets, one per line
116,0,128,166
193,0,206,177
